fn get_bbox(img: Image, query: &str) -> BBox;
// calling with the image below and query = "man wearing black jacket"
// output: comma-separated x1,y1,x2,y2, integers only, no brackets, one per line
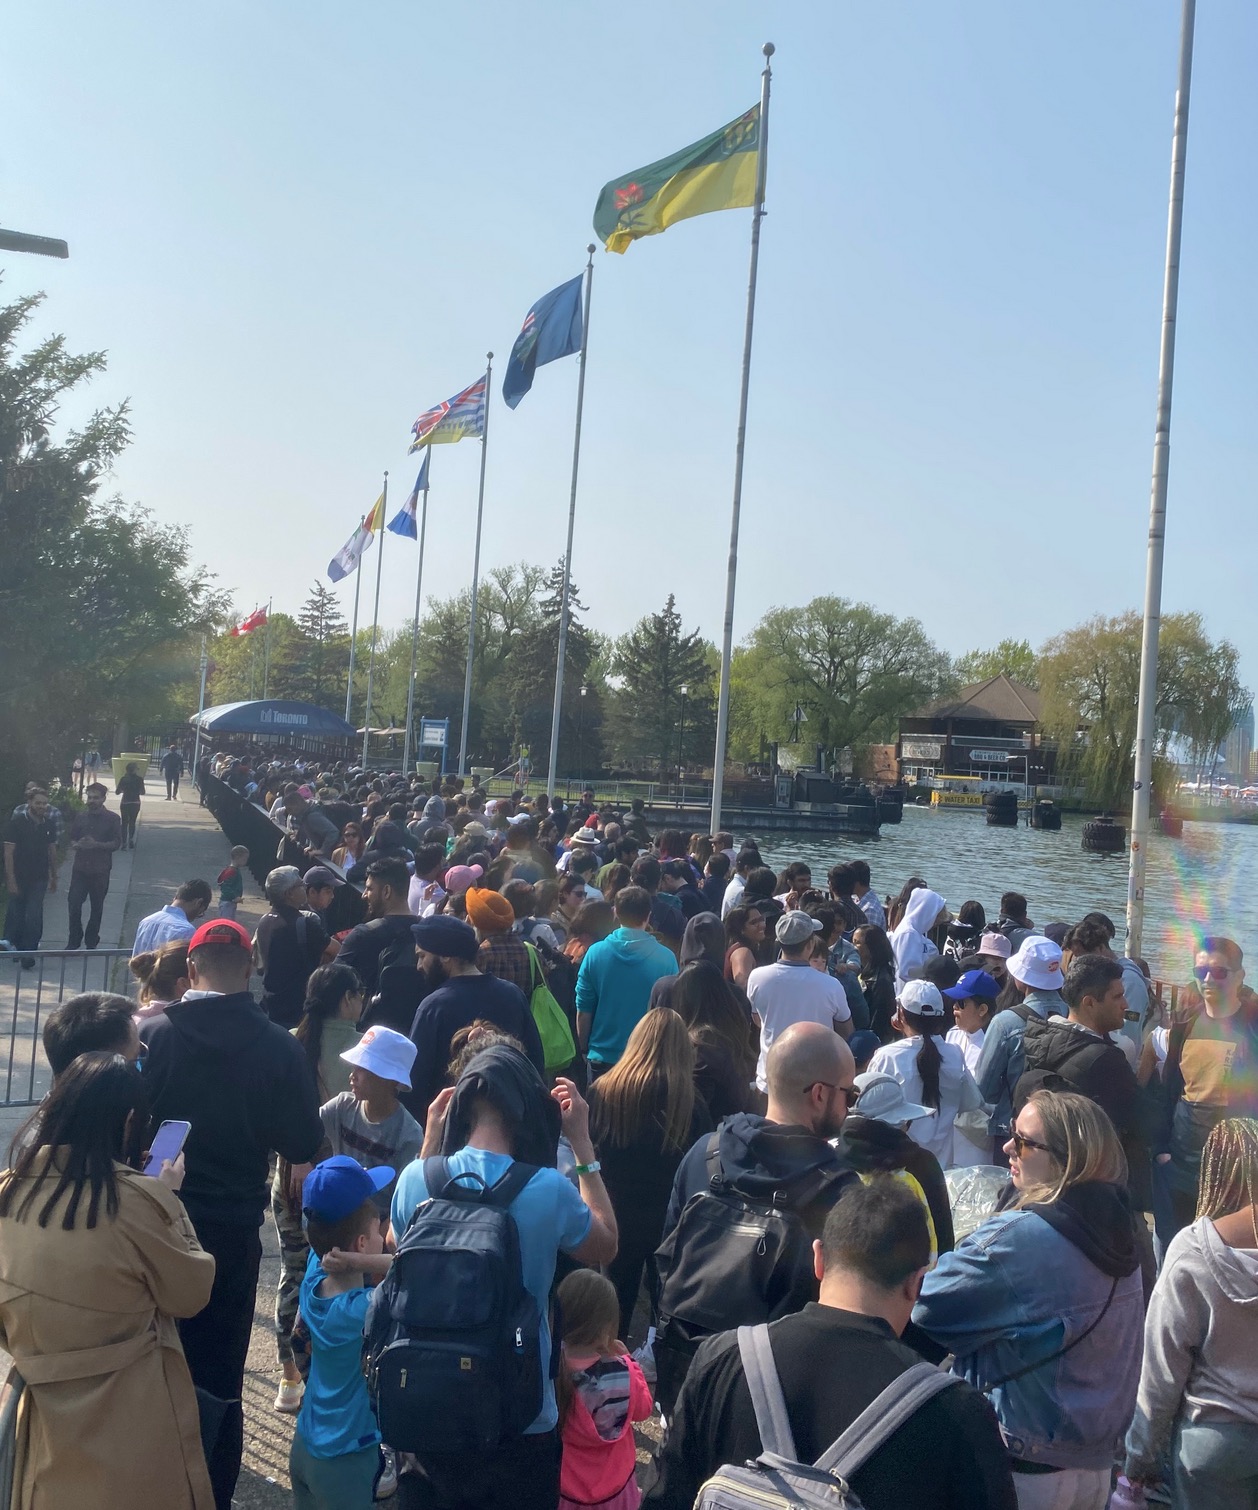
646,1180,1016,1510
139,918,323,1510
1020,955,1145,1190
654,1024,860,1413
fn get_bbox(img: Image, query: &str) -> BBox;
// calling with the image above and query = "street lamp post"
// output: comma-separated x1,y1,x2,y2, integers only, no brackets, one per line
578,685,588,790
678,685,689,808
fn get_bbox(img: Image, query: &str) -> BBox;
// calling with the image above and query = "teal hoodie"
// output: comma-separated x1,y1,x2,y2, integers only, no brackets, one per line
575,925,677,1065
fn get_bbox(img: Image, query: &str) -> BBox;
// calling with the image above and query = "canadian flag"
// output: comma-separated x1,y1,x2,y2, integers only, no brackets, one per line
230,607,268,637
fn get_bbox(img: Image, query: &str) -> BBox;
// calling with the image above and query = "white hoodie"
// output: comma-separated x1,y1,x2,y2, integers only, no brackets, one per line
890,888,946,990
1125,1217,1258,1479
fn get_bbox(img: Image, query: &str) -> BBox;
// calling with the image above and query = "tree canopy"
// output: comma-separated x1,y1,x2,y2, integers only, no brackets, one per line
0,288,220,803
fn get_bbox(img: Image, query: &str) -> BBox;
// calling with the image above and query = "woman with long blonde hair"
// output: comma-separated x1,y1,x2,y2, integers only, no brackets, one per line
1125,1117,1258,1507
589,1009,712,1336
915,1089,1145,1509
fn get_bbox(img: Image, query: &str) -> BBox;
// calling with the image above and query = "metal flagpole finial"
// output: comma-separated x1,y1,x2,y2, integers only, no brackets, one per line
762,41,775,59
586,243,596,257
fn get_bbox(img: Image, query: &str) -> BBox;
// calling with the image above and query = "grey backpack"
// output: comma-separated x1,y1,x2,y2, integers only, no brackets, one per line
695,1325,959,1510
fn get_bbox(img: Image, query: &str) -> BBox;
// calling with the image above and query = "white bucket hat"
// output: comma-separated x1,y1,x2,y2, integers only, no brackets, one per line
341,1026,416,1089
853,1071,934,1125
1008,936,1064,992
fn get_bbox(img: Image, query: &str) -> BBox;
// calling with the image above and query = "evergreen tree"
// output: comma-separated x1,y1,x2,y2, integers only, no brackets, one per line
508,560,603,779
293,582,351,706
608,595,714,778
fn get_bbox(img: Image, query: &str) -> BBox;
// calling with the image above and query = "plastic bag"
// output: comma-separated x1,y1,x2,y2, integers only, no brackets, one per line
943,1165,1011,1241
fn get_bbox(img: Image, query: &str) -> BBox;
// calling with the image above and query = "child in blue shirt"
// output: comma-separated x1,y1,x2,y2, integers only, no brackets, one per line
290,1156,392,1510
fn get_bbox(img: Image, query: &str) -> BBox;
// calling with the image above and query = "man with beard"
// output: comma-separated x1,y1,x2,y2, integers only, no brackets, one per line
652,1022,860,1414
334,857,418,1006
406,915,545,1121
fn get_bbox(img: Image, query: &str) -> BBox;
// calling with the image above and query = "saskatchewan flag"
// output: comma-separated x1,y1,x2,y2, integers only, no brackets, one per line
594,105,760,255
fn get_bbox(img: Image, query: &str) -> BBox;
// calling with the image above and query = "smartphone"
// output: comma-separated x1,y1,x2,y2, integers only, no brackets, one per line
143,1120,191,1176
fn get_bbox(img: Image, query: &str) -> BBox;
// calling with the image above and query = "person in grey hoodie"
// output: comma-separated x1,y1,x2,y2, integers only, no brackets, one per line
1125,1116,1258,1507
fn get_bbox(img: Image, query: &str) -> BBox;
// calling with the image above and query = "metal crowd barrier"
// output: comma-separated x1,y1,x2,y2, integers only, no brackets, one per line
199,772,365,934
1,948,132,1107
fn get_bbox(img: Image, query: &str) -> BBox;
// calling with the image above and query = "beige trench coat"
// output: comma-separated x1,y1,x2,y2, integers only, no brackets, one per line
0,1151,216,1510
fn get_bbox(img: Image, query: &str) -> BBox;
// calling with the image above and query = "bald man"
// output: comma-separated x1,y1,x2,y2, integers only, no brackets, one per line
654,1023,861,1413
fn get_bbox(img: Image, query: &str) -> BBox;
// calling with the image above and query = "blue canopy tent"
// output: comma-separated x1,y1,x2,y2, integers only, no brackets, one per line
189,700,356,739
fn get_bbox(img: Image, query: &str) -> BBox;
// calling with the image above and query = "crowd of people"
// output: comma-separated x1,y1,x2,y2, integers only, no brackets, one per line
3,754,1258,1509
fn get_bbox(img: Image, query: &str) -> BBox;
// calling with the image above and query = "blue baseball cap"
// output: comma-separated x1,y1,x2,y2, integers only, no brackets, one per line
302,1156,394,1222
942,968,1000,1002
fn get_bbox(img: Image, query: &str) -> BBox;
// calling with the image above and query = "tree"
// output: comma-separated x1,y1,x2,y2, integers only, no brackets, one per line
292,582,350,706
0,287,220,799
953,639,1039,689
1037,610,1248,808
507,561,604,779
729,597,953,763
411,564,547,767
607,595,715,777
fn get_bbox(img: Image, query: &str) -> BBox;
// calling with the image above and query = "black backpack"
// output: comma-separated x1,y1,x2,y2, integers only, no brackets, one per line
363,1157,543,1456
362,920,425,1034
653,1137,841,1416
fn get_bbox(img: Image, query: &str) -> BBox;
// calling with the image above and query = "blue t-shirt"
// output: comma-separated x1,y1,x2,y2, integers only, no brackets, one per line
390,1148,593,1433
295,1252,380,1459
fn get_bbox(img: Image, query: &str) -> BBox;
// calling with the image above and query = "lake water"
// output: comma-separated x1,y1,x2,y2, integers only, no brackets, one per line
751,810,1258,983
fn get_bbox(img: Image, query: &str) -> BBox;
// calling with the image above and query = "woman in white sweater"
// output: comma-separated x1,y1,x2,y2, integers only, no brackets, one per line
1124,1117,1258,1507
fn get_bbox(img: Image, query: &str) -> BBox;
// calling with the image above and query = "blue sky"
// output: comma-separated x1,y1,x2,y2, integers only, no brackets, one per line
5,1,1257,688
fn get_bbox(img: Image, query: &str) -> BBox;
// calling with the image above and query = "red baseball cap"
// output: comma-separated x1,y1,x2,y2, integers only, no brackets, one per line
188,918,252,953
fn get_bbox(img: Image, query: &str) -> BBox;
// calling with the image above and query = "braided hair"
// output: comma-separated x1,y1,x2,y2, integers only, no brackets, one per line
1196,1117,1258,1221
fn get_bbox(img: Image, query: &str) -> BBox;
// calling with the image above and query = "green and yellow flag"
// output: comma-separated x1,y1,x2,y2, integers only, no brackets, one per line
593,105,760,255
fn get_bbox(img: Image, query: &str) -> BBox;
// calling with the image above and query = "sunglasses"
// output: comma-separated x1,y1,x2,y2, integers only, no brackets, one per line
1194,965,1236,982
805,1081,860,1106
1009,1130,1053,1157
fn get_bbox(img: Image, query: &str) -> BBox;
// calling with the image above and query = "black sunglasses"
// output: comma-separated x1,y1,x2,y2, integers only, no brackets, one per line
805,1081,860,1106
1194,965,1237,982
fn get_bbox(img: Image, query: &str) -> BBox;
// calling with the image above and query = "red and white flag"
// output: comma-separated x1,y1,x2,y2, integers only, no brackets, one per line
230,607,268,637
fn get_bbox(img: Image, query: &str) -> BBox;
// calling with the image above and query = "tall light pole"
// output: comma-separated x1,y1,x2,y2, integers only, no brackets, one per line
678,684,689,807
1127,0,1197,960
578,684,588,789
0,228,69,258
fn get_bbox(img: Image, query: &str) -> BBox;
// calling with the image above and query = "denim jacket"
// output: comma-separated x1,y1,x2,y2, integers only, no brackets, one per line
913,1207,1143,1469
975,990,1068,1138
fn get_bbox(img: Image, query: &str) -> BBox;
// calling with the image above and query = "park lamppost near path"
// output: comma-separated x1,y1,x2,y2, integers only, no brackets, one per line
677,685,689,808
578,685,588,791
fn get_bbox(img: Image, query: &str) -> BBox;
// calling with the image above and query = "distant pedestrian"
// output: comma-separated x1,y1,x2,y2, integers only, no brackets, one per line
66,782,123,950
3,787,59,960
115,761,146,848
254,866,328,1029
162,743,186,800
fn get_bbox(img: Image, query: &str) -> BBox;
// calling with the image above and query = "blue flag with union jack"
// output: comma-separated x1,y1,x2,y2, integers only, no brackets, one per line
502,275,584,409
409,374,487,451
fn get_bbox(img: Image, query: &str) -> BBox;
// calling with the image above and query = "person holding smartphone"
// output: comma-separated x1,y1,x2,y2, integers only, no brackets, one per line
0,1052,216,1508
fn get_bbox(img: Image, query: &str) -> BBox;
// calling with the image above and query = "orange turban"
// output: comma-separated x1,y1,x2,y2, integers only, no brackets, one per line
465,886,515,935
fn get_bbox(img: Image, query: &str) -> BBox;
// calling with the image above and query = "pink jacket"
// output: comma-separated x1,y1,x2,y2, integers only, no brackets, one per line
559,1354,653,1505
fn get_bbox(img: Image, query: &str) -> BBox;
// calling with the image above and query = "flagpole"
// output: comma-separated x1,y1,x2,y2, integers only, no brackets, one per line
361,472,388,769
1127,0,1195,960
345,518,365,725
710,43,773,834
262,596,273,698
402,456,433,775
457,353,493,777
545,248,597,802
